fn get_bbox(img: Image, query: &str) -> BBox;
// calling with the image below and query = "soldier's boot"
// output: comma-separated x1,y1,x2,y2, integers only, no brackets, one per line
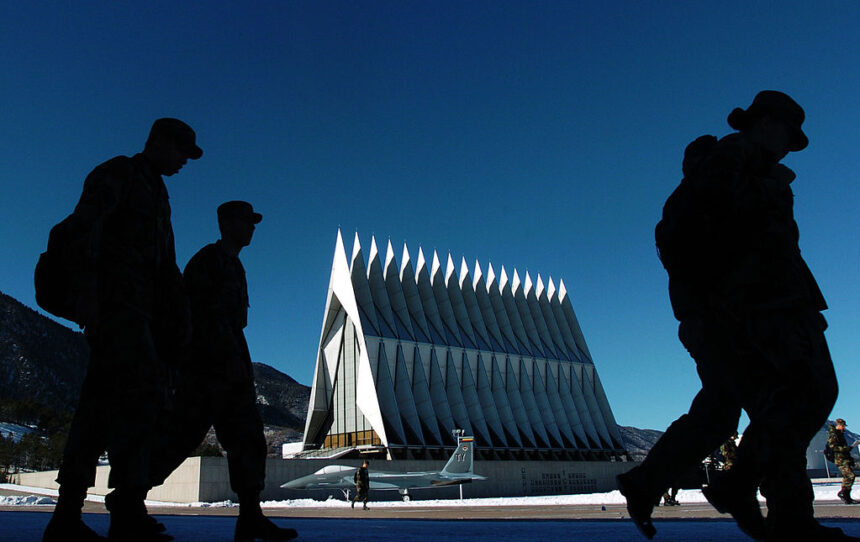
235,497,297,542
105,488,168,534
363,502,368,510
106,488,173,542
702,472,767,541
616,469,660,540
43,514,107,542
840,489,856,504
43,487,106,542
351,499,355,509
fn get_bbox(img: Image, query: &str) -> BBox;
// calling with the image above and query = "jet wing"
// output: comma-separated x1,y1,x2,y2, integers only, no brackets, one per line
368,480,402,490
430,473,488,486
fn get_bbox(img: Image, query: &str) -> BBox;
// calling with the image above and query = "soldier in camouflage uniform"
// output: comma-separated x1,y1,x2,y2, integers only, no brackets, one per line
721,432,739,471
149,201,297,541
828,418,857,504
43,119,200,542
618,91,854,541
352,460,370,510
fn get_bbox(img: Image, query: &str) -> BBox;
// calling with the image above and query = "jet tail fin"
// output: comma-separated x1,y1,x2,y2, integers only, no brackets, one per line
441,436,475,475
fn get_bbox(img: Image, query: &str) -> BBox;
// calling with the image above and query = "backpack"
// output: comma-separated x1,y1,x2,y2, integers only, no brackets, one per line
655,181,710,277
655,134,721,277
35,156,136,326
34,213,89,325
824,442,835,463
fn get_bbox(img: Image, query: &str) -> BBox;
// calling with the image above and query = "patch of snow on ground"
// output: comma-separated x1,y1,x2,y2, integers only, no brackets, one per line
0,495,55,506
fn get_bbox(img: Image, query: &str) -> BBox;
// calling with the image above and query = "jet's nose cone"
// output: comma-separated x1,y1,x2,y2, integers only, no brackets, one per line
281,477,305,489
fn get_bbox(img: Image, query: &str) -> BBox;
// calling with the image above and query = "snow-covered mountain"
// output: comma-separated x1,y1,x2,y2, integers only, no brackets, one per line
618,425,664,461
0,290,309,436
0,291,89,414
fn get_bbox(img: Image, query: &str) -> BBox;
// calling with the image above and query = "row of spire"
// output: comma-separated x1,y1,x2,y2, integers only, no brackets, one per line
341,230,593,364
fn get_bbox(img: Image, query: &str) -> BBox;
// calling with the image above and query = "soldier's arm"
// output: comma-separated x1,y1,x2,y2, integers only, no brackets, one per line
184,251,246,363
829,429,852,455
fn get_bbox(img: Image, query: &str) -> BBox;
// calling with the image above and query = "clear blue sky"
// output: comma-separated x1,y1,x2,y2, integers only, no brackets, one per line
1,2,857,431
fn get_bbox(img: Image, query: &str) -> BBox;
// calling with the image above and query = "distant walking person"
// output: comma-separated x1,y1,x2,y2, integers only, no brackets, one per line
618,91,855,541
721,432,739,471
352,460,370,510
828,419,857,504
43,118,201,542
150,201,297,541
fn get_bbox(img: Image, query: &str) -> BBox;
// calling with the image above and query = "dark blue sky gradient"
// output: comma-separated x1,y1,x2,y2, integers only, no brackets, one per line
1,2,858,430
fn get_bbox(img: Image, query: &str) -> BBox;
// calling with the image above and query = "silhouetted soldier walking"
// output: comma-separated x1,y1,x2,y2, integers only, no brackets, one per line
43,118,201,542
618,91,855,541
150,201,297,541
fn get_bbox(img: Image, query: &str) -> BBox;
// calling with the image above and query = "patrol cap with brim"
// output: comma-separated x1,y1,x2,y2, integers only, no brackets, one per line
217,201,262,224
727,90,808,152
837,418,847,426
148,118,203,159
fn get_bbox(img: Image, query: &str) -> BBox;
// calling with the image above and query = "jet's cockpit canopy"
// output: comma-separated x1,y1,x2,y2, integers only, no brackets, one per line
314,465,356,475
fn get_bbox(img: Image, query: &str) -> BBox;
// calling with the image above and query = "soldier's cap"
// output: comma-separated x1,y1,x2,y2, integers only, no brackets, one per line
727,90,808,152
217,200,262,224
836,418,847,426
147,118,203,159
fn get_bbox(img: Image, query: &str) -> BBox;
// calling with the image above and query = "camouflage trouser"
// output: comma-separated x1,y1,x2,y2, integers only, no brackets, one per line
838,461,855,491
57,312,167,493
635,309,837,534
150,373,267,496
353,484,368,504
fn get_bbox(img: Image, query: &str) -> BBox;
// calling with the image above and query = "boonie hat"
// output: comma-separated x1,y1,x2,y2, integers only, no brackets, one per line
727,90,808,152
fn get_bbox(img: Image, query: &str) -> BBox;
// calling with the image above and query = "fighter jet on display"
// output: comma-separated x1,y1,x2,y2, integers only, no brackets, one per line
281,436,486,501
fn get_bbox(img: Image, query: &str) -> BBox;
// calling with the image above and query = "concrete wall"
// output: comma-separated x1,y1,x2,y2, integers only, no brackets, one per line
14,457,204,503
15,457,635,504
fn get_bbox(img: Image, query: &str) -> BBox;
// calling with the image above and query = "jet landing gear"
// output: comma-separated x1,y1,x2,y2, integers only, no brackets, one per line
340,489,352,501
398,489,411,502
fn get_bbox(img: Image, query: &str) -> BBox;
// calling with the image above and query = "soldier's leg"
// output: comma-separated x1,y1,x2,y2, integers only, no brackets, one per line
211,380,267,501
45,348,111,541
148,374,212,488
839,461,854,495
734,312,838,538
213,380,297,541
100,314,164,490
54,356,110,515
618,318,744,539
96,313,171,540
626,318,743,496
